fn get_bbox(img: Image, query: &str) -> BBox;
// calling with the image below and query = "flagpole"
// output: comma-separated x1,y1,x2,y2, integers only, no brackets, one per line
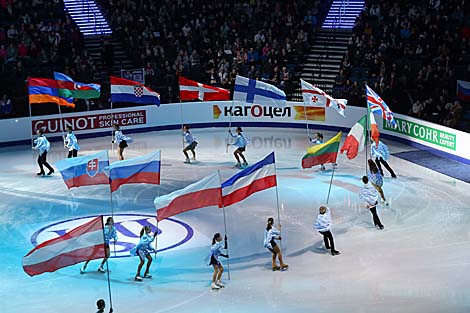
217,170,231,280
180,99,185,148
303,102,311,142
154,174,161,259
28,85,36,166
110,101,115,154
272,152,283,251
365,98,370,171
226,100,235,153
102,215,114,313
326,166,336,204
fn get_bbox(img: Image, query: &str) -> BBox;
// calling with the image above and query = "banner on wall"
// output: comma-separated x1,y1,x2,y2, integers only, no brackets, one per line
32,110,147,134
212,103,325,121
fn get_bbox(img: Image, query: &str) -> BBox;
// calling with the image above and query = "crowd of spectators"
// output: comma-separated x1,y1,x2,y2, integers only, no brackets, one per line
333,0,470,129
0,0,96,117
100,0,330,103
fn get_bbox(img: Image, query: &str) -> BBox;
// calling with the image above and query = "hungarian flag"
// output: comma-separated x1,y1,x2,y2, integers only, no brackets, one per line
370,112,380,147
22,216,105,276
54,72,101,99
301,79,347,117
340,115,367,160
302,132,342,169
179,76,230,101
155,172,222,222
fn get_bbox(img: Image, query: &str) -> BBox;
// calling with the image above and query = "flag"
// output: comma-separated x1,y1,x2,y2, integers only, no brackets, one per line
179,76,230,101
366,85,396,128
233,75,286,106
340,115,367,160
155,172,222,222
54,72,101,99
456,80,470,101
221,152,277,207
22,216,105,276
301,79,347,116
110,76,160,106
28,77,74,108
103,150,161,192
55,151,109,189
370,112,380,147
302,132,342,169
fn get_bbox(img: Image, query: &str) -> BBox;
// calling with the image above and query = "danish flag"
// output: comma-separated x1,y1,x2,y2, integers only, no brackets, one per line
366,85,397,128
179,76,230,101
300,79,346,117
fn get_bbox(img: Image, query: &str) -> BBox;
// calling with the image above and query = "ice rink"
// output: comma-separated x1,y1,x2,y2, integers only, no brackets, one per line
1,127,469,313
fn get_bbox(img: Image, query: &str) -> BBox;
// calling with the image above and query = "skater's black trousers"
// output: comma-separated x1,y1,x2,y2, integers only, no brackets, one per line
375,157,396,177
369,206,383,228
38,152,54,173
319,230,335,251
67,149,78,158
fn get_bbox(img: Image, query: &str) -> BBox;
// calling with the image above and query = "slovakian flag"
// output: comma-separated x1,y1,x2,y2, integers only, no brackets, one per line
54,72,101,99
28,77,75,108
370,111,380,147
366,84,397,128
110,76,160,106
221,152,277,207
103,150,161,192
301,79,346,117
155,172,222,222
233,75,286,106
179,76,230,101
22,216,105,276
302,132,342,169
456,80,470,101
55,151,110,189
340,115,367,160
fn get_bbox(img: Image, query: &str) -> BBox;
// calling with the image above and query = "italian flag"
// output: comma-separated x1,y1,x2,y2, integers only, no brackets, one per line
340,115,367,160
302,131,342,169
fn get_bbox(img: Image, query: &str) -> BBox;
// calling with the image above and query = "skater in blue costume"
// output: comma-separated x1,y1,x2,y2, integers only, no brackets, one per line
264,217,288,271
209,233,228,290
33,128,54,176
130,225,155,281
64,126,80,158
315,206,340,255
227,126,248,168
112,124,132,160
182,125,198,163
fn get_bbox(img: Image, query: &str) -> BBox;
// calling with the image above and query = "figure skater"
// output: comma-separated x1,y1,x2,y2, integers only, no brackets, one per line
182,125,198,163
359,176,384,230
314,206,340,255
112,124,132,160
368,159,387,205
227,126,248,167
309,132,337,170
371,140,396,178
32,128,54,176
264,217,288,271
64,126,80,158
81,217,117,274
209,233,229,290
130,225,155,281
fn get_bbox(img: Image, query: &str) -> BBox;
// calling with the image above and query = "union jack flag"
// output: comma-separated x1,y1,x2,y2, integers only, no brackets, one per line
366,85,397,128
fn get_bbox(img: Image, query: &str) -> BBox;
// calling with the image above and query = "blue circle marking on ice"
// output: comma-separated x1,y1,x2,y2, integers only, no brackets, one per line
30,213,194,258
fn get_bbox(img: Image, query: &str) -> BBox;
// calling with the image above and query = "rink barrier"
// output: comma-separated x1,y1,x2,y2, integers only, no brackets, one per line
0,101,468,164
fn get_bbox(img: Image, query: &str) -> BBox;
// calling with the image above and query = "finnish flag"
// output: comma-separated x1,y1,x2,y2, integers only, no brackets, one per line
233,75,286,106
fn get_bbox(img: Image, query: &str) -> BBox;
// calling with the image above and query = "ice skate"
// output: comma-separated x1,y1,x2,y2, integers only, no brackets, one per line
97,266,106,273
216,280,224,288
47,169,54,175
235,162,241,168
144,273,152,279
320,165,326,171
281,264,289,271
272,265,281,271
184,158,190,164
80,264,86,274
331,250,341,256
211,282,221,290
37,172,45,176
134,275,143,281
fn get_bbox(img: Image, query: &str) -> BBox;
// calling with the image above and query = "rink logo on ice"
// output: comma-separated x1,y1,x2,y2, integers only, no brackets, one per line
86,158,100,177
30,214,194,258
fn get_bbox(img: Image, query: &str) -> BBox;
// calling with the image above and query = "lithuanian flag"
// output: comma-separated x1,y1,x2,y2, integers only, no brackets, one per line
301,131,342,169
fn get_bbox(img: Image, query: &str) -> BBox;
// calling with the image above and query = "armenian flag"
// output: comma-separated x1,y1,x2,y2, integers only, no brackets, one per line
28,77,74,108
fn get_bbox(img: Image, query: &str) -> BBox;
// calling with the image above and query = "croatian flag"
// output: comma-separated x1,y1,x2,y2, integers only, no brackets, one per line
103,150,161,192
55,151,110,189
366,85,397,128
233,75,286,106
110,76,160,106
221,152,277,207
301,79,346,116
457,80,470,101
179,76,230,101
22,216,105,276
155,172,222,222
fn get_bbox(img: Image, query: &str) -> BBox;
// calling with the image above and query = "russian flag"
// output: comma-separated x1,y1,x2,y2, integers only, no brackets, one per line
55,151,110,189
155,172,222,222
110,76,160,106
221,152,277,207
457,80,470,102
103,150,161,192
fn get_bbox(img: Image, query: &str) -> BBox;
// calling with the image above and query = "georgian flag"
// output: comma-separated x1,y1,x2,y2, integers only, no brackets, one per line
301,79,346,117
179,76,230,101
